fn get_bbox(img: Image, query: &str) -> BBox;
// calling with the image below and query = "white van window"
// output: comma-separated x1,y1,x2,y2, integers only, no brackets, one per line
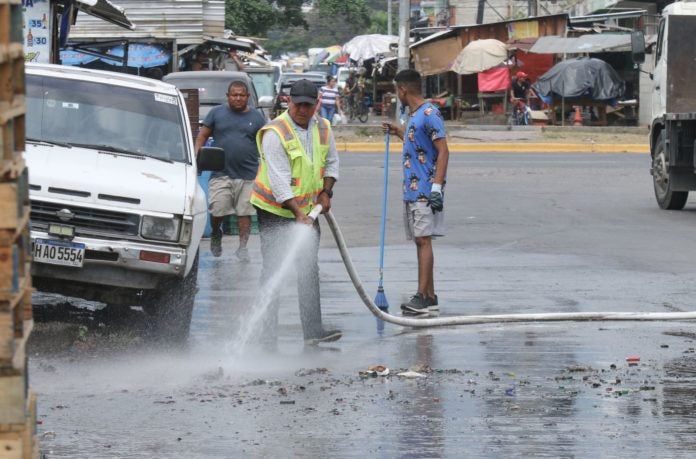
26,75,188,162
248,72,275,99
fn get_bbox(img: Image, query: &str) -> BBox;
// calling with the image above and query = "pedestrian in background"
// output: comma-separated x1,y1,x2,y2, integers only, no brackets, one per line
317,75,343,125
343,70,358,111
195,80,266,262
224,48,246,71
251,79,342,345
382,69,450,317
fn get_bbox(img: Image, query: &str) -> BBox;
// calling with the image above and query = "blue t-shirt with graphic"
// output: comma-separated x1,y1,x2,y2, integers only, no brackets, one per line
402,103,446,202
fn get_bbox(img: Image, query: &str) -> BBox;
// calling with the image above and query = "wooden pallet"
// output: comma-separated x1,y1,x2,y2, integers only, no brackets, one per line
0,43,23,65
0,172,32,366
0,50,24,103
0,1,23,46
0,5,36,458
0,157,24,181
0,390,38,459
0,99,25,161
0,280,31,364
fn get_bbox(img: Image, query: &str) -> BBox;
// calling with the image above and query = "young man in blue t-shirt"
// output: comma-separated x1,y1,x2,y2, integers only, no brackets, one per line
383,69,450,316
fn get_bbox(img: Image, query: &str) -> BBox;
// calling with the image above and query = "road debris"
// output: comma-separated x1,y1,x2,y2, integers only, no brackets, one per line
396,370,426,378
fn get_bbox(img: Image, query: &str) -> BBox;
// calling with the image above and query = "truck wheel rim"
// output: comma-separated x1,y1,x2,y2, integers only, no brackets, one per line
654,152,669,196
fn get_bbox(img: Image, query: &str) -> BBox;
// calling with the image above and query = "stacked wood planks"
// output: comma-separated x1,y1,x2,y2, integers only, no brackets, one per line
0,1,37,457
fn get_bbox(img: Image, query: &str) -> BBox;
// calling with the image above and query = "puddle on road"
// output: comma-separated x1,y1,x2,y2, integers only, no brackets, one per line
29,318,696,458
27,243,696,458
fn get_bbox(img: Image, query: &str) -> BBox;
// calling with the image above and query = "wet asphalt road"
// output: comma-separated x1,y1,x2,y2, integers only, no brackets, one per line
29,151,696,458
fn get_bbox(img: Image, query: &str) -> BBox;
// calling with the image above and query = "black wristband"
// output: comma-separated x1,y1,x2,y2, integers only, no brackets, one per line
321,188,333,198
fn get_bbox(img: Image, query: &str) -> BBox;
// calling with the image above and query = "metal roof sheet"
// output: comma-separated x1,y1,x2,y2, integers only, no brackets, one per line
75,0,134,30
529,34,632,54
69,0,224,44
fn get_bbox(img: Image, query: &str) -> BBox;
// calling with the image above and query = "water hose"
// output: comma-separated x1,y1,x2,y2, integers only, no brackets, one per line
323,210,696,327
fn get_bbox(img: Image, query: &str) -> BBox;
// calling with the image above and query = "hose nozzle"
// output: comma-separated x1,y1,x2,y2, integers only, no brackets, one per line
308,204,323,221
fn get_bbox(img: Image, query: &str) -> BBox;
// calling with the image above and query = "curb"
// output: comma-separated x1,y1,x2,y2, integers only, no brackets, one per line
336,142,649,154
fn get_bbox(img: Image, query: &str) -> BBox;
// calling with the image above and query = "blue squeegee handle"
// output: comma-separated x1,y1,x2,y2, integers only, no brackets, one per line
378,131,390,286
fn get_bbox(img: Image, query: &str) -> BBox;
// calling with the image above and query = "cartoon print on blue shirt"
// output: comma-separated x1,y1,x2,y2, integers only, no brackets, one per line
401,103,446,203
416,147,426,164
428,126,441,140
409,173,419,191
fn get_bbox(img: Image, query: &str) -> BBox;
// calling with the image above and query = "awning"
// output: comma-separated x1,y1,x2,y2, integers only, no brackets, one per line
75,0,134,31
529,34,632,54
411,29,456,49
413,36,461,76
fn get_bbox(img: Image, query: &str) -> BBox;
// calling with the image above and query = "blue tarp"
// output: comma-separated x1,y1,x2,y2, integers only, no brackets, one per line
102,43,171,68
59,49,99,66
61,43,171,68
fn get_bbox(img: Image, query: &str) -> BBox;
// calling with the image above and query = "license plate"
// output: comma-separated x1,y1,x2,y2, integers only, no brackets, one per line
33,238,85,267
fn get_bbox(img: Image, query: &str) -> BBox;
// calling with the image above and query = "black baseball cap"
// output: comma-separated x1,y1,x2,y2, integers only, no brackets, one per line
290,79,318,105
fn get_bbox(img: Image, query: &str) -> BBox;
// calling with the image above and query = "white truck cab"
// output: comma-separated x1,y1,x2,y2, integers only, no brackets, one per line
633,1,696,210
25,64,223,341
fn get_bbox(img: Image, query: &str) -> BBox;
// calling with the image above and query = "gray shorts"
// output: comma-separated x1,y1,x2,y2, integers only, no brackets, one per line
403,201,446,240
208,176,256,217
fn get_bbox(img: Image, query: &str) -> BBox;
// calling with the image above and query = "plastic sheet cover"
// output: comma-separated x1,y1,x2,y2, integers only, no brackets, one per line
532,57,625,101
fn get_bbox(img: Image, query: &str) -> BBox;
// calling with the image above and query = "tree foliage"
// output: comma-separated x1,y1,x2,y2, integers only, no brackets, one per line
224,0,307,37
225,0,379,55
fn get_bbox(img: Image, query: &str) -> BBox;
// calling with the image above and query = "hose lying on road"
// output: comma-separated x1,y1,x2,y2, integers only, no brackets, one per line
324,210,696,327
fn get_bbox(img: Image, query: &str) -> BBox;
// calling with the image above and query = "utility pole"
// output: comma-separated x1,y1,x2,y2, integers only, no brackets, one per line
476,0,485,24
397,0,409,73
396,0,410,121
387,0,392,36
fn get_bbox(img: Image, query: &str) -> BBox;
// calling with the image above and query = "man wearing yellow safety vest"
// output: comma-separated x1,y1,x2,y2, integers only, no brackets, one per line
251,79,342,346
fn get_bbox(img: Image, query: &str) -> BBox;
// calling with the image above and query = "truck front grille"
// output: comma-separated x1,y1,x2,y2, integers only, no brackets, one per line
30,200,141,239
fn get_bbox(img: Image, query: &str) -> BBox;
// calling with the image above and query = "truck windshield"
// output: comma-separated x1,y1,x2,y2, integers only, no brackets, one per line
26,74,188,162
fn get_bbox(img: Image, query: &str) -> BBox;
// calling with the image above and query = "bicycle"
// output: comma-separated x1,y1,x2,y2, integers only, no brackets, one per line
344,94,369,123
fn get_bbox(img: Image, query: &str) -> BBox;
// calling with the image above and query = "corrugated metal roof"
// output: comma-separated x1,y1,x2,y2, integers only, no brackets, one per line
529,34,632,54
69,0,224,44
75,0,134,30
569,10,647,24
411,13,569,50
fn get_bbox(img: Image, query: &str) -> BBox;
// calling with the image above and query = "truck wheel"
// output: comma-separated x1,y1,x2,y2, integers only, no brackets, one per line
653,133,688,210
144,251,199,343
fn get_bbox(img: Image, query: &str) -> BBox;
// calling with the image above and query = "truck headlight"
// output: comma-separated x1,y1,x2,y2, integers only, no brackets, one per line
141,216,181,242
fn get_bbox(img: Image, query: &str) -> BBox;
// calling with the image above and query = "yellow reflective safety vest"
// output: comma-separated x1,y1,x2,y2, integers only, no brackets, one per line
251,112,331,219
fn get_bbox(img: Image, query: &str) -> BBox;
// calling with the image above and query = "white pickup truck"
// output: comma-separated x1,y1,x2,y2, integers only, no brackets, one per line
25,64,223,342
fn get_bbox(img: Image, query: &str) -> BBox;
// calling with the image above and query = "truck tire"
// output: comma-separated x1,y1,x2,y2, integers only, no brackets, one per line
144,251,199,343
653,132,688,210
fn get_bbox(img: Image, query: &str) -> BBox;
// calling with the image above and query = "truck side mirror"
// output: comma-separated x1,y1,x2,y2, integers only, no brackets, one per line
258,95,274,108
631,31,646,64
197,146,225,172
